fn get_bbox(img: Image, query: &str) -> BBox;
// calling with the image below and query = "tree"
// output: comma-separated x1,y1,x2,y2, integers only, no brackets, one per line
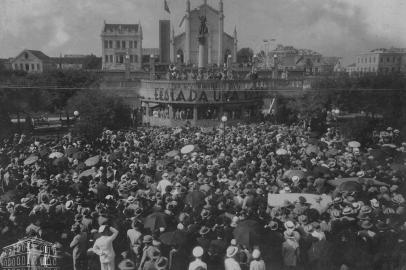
82,55,102,70
67,90,131,140
237,48,254,64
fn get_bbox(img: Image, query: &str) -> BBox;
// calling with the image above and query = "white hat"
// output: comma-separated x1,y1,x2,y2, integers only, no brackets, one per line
65,200,74,210
252,249,261,259
177,223,185,230
292,175,299,182
192,246,204,257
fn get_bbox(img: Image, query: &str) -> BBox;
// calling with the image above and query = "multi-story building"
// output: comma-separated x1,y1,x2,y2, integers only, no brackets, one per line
351,48,406,75
101,22,143,71
10,50,55,73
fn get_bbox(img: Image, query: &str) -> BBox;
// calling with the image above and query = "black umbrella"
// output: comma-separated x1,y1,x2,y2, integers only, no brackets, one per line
159,230,187,246
233,220,263,248
144,212,169,232
185,190,206,208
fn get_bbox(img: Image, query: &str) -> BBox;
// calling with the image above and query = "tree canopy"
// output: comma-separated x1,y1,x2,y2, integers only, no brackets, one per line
237,48,254,64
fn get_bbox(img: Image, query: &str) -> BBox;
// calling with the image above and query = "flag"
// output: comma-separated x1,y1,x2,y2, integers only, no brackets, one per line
164,0,170,13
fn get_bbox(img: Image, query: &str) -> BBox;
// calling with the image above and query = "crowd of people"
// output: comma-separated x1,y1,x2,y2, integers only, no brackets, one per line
166,65,258,81
0,122,405,270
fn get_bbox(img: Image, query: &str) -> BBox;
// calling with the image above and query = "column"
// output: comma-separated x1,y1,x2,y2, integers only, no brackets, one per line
168,104,174,120
145,103,150,124
193,105,198,122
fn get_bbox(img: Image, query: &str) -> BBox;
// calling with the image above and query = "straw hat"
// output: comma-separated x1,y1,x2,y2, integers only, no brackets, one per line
192,246,204,257
226,246,239,258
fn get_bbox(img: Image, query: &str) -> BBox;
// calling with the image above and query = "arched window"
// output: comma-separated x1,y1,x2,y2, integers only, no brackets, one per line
224,49,232,64
176,49,184,63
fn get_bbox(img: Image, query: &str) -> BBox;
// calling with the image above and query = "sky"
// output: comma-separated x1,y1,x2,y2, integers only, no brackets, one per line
1,0,406,64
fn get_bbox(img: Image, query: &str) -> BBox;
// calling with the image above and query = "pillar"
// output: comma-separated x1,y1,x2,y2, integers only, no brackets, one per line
145,103,150,124
218,0,224,66
198,41,207,69
185,0,191,64
168,104,174,119
170,27,175,63
193,105,198,122
233,26,238,63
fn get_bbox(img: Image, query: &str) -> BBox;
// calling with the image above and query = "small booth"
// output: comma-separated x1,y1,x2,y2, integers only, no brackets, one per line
1,237,59,270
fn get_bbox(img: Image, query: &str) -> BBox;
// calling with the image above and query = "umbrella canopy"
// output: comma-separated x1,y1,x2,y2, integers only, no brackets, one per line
24,155,38,166
328,177,388,187
144,212,169,232
283,170,306,180
185,190,206,208
78,168,96,178
65,147,79,157
38,147,50,157
72,151,88,161
276,149,288,156
181,145,195,154
337,181,362,192
49,152,64,159
165,150,179,158
159,230,187,246
312,166,331,177
348,141,361,148
85,156,100,167
52,156,69,167
305,145,320,155
233,220,263,248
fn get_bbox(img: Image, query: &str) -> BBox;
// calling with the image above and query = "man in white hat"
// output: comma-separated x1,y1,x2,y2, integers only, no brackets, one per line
92,225,119,270
157,173,172,196
224,246,241,270
188,246,207,270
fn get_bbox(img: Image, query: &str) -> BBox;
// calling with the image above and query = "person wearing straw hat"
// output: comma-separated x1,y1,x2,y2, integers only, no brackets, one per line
188,246,207,270
224,245,241,270
282,230,300,269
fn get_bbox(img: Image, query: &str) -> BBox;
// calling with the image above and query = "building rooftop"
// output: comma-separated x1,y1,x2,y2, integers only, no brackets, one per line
103,24,139,33
27,50,51,61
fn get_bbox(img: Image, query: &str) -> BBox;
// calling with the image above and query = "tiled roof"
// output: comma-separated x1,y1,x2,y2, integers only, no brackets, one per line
27,50,51,61
103,24,139,33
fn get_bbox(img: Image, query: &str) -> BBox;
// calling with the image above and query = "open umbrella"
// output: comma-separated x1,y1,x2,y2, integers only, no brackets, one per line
144,212,169,232
348,141,361,148
312,166,331,177
159,230,187,246
185,190,206,208
52,156,69,167
65,147,79,157
73,151,88,161
24,155,38,166
49,152,64,159
276,149,288,156
181,145,195,154
305,145,320,155
338,181,362,192
233,220,263,248
78,168,97,178
85,156,100,167
165,150,179,158
283,170,306,180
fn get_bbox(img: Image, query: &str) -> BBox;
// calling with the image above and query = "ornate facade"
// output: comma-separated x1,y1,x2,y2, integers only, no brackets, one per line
171,0,237,67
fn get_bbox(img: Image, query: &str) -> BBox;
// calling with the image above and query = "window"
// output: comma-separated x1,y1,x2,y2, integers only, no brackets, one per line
109,55,113,63
14,64,18,70
105,55,109,63
24,52,29,59
122,41,126,48
109,40,113,48
134,55,138,62
120,55,124,63
130,55,133,63
387,57,390,62
37,64,40,70
31,64,35,70
104,40,108,49
134,41,138,48
20,63,23,70
373,57,375,63
25,64,29,71
129,41,133,48
116,41,120,49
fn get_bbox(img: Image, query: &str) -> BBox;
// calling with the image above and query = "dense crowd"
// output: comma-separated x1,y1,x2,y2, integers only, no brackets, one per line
166,65,258,81
0,123,405,270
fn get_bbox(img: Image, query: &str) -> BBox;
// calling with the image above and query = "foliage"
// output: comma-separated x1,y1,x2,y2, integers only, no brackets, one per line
67,90,131,140
237,48,254,64
82,55,102,70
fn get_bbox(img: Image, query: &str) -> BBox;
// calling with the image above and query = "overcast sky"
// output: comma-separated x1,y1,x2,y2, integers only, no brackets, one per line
1,0,406,64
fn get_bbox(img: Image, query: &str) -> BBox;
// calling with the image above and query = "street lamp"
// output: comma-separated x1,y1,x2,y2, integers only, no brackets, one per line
177,54,181,64
273,54,278,79
73,111,80,118
227,55,232,70
332,108,340,129
221,115,227,149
